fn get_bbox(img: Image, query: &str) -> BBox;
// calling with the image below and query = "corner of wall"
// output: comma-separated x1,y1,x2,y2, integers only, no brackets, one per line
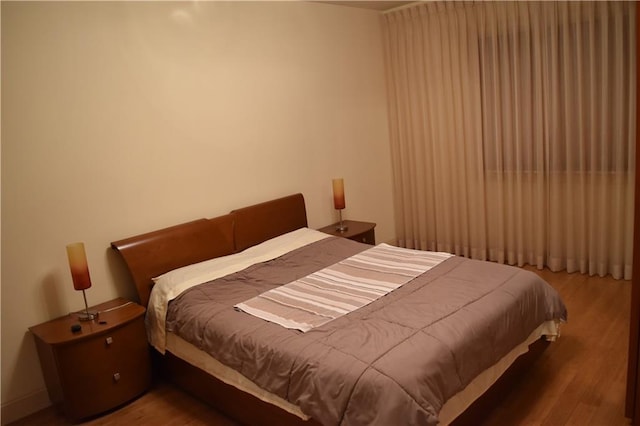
1,389,50,425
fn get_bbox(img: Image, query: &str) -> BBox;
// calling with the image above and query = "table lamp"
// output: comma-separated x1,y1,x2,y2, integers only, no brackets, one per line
332,178,348,232
66,242,96,321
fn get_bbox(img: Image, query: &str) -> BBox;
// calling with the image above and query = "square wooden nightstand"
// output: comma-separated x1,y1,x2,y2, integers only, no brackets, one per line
318,220,376,245
29,297,151,422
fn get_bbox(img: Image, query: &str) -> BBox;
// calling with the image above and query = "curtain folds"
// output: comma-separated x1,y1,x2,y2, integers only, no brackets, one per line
382,1,636,279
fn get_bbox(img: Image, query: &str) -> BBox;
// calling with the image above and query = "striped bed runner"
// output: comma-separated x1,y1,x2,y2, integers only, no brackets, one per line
234,244,453,332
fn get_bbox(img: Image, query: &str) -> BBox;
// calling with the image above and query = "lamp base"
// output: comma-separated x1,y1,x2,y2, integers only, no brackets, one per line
336,223,349,232
76,288,96,321
75,310,97,321
336,210,348,233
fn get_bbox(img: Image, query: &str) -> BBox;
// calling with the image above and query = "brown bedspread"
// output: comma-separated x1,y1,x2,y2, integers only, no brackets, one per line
166,237,567,426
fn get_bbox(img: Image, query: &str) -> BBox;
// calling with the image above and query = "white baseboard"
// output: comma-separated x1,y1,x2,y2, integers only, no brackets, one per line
1,389,51,425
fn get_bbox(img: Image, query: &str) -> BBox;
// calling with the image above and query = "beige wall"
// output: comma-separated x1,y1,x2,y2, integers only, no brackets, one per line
1,1,395,422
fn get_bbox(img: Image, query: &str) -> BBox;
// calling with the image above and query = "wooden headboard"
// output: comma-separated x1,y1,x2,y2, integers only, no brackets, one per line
232,192,307,252
111,193,308,307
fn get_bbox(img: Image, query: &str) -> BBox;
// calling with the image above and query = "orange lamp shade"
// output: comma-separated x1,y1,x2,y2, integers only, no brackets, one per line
332,178,346,210
66,242,92,291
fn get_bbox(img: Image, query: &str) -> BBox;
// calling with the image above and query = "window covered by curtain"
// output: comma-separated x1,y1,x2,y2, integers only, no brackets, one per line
383,1,635,279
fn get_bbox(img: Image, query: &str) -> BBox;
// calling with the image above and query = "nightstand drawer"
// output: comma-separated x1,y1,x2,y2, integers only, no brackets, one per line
352,228,375,245
54,316,150,420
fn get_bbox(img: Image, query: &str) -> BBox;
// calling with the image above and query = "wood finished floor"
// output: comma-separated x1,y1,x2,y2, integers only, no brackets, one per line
9,267,633,426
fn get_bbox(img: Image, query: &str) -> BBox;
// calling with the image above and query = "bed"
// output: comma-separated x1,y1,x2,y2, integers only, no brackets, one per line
111,193,567,425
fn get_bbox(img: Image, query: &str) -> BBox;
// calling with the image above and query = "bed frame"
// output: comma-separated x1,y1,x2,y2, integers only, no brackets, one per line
111,192,548,425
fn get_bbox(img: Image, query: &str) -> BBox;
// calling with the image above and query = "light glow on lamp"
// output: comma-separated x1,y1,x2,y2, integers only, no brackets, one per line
66,242,96,321
332,178,346,210
332,178,348,232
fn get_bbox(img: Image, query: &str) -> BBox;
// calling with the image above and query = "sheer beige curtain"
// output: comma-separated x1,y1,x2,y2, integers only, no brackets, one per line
383,1,635,279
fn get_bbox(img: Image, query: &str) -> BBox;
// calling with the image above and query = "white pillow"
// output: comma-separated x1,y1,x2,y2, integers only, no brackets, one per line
147,227,329,353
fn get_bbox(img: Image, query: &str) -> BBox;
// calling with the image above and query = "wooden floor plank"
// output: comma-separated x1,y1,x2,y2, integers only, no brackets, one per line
9,267,633,426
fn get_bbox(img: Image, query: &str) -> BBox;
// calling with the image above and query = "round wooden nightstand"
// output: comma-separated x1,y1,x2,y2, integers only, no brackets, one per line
318,220,376,245
29,298,151,422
